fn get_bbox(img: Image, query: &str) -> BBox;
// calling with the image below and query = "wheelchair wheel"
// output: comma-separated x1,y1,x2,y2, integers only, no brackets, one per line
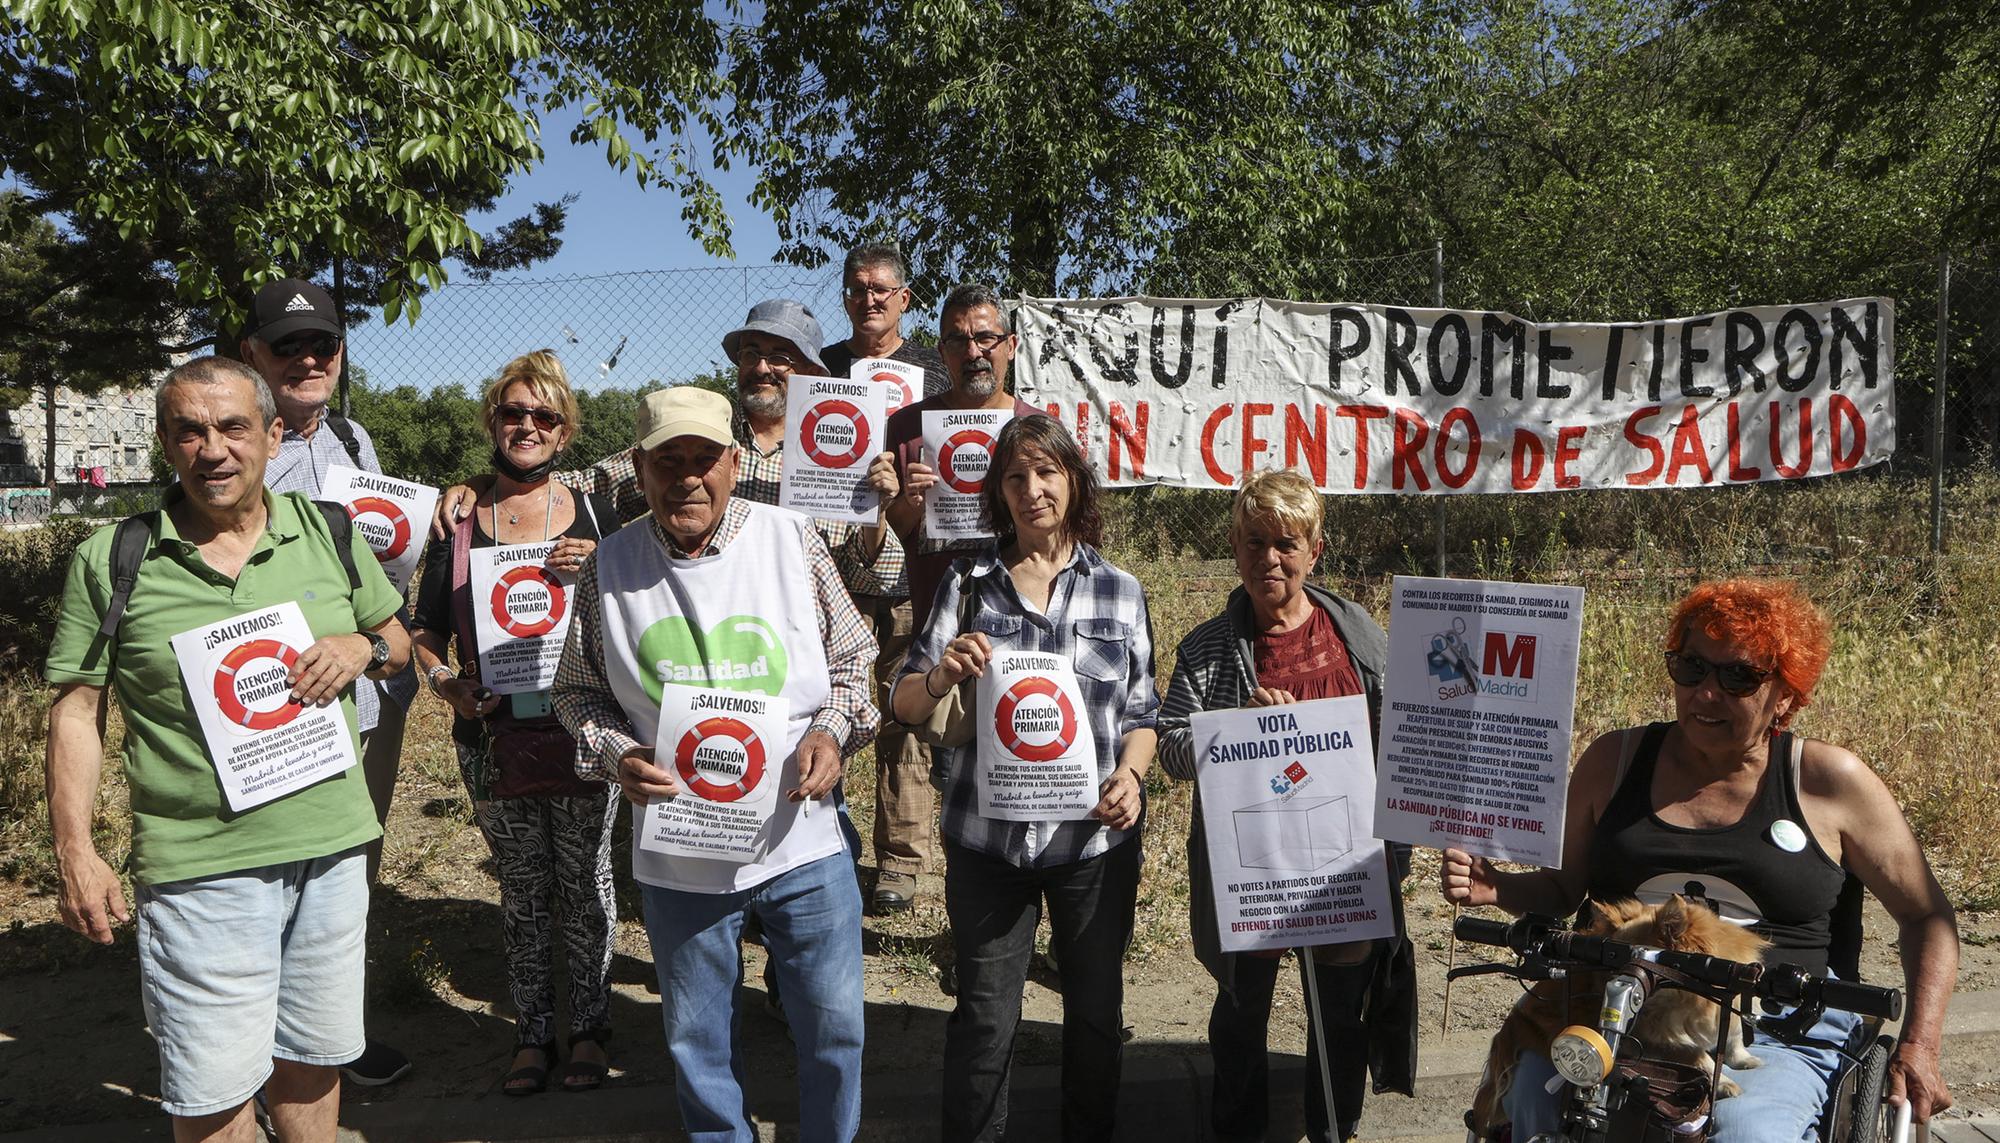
1826,1034,1893,1143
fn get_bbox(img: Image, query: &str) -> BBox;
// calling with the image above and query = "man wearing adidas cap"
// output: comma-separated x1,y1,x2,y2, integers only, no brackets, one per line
240,277,420,1087
552,385,878,1142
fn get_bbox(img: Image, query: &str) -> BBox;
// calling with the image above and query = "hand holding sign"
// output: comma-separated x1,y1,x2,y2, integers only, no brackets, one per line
1439,848,1502,908
974,651,1099,820
286,632,375,706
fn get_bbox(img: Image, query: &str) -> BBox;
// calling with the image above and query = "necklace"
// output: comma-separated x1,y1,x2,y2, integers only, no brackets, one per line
494,487,556,538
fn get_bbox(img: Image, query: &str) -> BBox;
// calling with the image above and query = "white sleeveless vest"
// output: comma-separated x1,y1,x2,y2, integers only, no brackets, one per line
595,503,840,892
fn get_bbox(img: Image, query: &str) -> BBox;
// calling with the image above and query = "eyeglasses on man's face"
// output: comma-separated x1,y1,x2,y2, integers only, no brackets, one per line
843,283,905,303
270,332,341,359
736,346,799,371
939,330,1010,354
496,403,565,431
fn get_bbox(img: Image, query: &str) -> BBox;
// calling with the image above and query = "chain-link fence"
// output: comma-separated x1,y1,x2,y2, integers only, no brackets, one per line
3,250,1994,573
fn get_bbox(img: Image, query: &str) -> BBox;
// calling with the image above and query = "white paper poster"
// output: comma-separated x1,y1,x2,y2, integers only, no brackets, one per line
922,408,1010,541
321,464,438,593
1374,575,1585,866
170,601,359,812
850,356,922,415
468,543,575,695
779,375,888,523
638,688,790,862
973,651,1099,820
1192,695,1398,952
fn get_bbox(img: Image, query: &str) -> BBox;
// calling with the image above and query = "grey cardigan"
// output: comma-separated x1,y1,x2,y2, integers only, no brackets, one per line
1157,582,1417,1096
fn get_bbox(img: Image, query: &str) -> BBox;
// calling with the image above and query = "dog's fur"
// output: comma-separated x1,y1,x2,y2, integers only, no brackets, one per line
1467,894,1770,1136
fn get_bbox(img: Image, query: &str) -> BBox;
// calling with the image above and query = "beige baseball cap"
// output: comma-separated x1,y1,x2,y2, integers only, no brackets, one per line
636,386,734,451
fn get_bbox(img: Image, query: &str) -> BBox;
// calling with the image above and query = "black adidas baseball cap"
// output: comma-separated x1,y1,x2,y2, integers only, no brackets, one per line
248,278,342,344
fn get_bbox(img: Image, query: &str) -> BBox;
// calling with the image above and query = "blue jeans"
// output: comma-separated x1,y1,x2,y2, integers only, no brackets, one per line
1504,1001,1861,1142
639,853,865,1143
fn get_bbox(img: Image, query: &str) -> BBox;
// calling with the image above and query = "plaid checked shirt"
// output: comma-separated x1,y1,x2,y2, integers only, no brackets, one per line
557,405,906,598
899,543,1159,867
551,497,880,780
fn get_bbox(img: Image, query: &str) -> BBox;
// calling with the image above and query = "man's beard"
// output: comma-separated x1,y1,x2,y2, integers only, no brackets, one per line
741,387,786,420
960,367,999,399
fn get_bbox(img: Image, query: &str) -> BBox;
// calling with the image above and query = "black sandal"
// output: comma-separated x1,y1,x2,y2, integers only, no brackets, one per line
502,1041,556,1097
560,1028,612,1092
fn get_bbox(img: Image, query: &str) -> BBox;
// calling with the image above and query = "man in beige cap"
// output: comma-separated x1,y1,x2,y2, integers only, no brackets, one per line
551,386,878,1142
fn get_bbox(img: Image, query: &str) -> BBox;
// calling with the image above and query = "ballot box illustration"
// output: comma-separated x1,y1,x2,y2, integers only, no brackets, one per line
1233,794,1353,872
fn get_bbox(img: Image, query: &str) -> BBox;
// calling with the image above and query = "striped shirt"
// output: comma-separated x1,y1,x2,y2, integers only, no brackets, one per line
558,404,905,597
551,496,879,780
900,543,1158,867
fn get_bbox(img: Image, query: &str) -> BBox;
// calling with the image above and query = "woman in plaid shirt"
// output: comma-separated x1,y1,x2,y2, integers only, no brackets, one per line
891,414,1159,1143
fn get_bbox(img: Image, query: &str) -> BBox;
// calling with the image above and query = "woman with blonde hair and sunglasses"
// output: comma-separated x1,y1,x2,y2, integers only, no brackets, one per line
409,351,621,1095
1442,578,1960,1139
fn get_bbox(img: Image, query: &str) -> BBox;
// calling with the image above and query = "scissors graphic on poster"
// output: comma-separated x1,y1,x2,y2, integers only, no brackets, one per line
1426,616,1480,686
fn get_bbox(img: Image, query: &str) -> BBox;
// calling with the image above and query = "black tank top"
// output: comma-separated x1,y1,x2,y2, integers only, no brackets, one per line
1587,722,1846,973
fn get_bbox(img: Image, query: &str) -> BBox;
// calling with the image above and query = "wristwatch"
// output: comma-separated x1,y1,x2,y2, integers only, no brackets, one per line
359,630,392,672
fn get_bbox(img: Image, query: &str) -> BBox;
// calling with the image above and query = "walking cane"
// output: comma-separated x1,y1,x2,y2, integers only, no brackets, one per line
1300,948,1340,1131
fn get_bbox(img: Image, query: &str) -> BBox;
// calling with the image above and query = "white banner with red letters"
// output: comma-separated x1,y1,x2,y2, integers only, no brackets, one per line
639,687,788,862
780,374,887,523
974,651,1100,820
171,601,359,812
1374,576,1584,866
321,464,438,592
468,543,575,695
1011,296,1894,493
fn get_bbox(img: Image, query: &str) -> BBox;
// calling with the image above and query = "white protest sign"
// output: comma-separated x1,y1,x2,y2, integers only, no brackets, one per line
780,374,887,523
923,408,1010,541
1192,695,1398,952
638,688,789,862
973,650,1099,820
468,543,575,695
850,356,922,415
170,602,358,812
1374,576,1585,866
321,465,438,593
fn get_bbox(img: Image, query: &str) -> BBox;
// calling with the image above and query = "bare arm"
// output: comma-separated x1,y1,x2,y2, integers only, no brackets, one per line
884,459,935,542
1441,729,1621,917
46,683,128,944
1810,742,1958,1121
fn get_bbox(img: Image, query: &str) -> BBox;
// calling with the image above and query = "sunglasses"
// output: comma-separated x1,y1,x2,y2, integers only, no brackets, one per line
496,403,565,431
1663,651,1772,697
270,332,340,359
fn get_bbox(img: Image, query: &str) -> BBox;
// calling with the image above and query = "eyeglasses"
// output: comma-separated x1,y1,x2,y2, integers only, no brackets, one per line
940,330,1011,354
269,332,340,359
496,403,565,430
843,283,905,303
1663,651,1772,697
736,347,799,371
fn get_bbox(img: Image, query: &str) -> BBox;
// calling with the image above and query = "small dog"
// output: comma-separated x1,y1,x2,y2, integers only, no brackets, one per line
1467,894,1768,1137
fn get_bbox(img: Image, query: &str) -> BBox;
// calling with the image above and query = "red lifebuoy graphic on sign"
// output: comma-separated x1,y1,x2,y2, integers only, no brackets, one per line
345,496,411,563
872,370,914,413
490,565,566,638
994,676,1079,762
799,398,871,468
939,429,996,494
674,716,768,802
213,638,302,731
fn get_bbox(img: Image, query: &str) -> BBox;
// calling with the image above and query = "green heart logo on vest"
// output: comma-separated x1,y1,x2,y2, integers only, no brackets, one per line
638,615,789,703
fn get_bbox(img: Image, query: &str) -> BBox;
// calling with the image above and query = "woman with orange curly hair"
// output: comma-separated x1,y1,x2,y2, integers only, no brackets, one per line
1442,579,1959,1140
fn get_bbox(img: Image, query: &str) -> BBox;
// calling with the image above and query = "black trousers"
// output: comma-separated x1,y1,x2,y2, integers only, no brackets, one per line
941,837,1143,1143
1208,948,1376,1143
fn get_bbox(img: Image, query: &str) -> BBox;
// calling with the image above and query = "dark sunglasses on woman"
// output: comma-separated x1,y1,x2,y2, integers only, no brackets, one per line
497,403,565,431
1663,650,1772,696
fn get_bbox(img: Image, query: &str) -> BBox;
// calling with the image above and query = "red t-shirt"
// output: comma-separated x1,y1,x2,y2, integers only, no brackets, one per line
1251,605,1363,700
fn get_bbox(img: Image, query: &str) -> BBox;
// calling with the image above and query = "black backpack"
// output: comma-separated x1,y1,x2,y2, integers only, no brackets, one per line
96,500,362,644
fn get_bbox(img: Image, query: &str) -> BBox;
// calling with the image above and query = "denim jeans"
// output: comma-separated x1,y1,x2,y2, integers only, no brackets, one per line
639,853,865,1143
1503,998,1861,1142
1209,949,1376,1143
941,836,1142,1143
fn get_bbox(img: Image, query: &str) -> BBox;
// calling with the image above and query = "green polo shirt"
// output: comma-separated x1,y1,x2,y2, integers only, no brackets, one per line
45,488,402,885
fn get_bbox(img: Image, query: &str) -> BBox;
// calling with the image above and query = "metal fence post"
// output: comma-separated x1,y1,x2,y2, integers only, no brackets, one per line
1433,238,1447,576
334,256,351,417
1931,253,1950,555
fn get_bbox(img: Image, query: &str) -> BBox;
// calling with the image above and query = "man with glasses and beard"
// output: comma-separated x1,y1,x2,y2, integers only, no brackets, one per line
239,277,418,1088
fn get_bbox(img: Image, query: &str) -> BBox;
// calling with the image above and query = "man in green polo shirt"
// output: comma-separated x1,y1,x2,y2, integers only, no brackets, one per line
45,356,410,1142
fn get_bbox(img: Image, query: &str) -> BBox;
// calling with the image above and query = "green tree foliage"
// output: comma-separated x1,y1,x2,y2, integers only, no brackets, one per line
726,0,1474,298
0,0,737,344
